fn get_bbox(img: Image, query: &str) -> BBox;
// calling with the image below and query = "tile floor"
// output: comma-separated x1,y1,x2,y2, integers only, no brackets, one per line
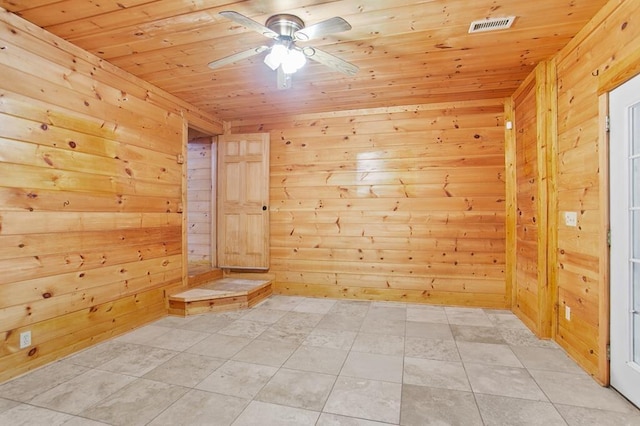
1,296,639,425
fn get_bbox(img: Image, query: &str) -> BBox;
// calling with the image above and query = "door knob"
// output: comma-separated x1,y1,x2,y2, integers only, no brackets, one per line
262,206,267,211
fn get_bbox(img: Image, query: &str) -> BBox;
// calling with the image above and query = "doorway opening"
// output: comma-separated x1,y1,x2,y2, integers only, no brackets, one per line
186,127,217,277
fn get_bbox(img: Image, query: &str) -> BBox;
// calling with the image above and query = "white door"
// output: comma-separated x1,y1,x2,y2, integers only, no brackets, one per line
610,72,640,407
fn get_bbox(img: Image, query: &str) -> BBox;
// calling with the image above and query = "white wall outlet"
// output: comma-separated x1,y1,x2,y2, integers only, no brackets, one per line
564,211,578,227
19,331,31,349
565,305,571,321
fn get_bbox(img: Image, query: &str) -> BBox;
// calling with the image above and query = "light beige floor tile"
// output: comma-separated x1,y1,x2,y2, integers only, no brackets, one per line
152,315,197,328
351,333,404,356
328,300,371,317
253,295,305,311
218,320,270,339
405,337,460,361
143,352,225,387
114,324,169,344
405,322,453,340
231,400,319,425
148,389,249,426
444,307,494,327
499,328,558,348
316,413,392,425
258,322,314,345
256,368,336,411
324,376,401,424
366,306,406,321
30,369,135,415
371,301,407,309
292,298,337,314
81,378,188,426
401,384,482,426
406,305,448,324
475,393,566,425
232,339,299,367
0,361,88,402
485,311,530,329
276,311,325,328
529,369,637,412
3,296,635,426
65,341,139,368
284,345,349,375
140,327,210,351
98,344,178,377
239,308,288,324
316,313,365,332
63,416,111,425
303,328,357,350
451,324,506,344
360,318,405,336
555,404,640,426
465,363,547,401
196,360,278,399
178,314,235,333
403,357,471,391
341,352,404,383
186,333,252,359
457,341,523,367
511,346,585,373
0,404,74,425
0,397,19,414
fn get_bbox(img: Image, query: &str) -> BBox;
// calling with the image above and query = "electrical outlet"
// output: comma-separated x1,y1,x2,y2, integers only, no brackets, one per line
564,211,578,227
19,331,31,349
565,305,571,321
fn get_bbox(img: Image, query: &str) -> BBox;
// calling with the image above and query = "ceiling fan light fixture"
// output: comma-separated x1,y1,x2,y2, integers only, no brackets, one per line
264,44,288,70
282,49,306,73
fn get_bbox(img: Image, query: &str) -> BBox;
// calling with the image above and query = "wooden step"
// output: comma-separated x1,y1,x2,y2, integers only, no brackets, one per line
168,278,272,316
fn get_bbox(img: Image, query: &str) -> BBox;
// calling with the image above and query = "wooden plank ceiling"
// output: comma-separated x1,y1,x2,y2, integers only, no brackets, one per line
0,0,607,122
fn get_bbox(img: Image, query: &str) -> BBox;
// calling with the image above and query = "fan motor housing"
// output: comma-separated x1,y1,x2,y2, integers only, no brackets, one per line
266,14,305,38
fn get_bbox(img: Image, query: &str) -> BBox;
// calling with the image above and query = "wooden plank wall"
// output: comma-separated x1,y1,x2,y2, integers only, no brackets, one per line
510,61,557,339
232,99,508,308
552,0,640,382
512,74,540,331
187,139,214,265
0,10,221,382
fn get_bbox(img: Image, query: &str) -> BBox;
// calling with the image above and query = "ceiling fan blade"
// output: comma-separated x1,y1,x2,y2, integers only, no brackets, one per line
219,11,279,39
302,46,359,76
294,16,352,41
207,45,269,69
276,67,293,90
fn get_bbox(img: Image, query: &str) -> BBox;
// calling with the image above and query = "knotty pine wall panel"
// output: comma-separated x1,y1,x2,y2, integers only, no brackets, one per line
553,0,640,382
513,76,541,332
0,11,221,382
233,99,507,307
187,140,213,265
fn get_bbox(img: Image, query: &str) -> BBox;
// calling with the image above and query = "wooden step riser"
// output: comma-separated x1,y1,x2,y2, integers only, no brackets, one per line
168,278,272,316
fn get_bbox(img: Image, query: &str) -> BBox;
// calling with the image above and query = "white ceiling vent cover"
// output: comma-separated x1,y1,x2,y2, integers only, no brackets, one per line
468,16,516,33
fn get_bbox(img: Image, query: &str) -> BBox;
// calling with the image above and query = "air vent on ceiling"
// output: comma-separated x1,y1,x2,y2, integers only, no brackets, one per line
468,16,516,33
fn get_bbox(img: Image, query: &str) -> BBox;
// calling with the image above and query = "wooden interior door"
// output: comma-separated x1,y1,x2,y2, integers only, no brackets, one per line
217,133,270,270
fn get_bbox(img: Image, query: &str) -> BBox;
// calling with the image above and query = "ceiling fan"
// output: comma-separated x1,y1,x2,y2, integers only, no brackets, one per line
208,11,359,89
